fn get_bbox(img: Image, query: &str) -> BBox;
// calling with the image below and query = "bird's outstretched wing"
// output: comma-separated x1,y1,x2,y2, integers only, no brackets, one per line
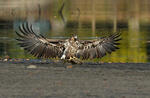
76,33,121,59
16,22,64,58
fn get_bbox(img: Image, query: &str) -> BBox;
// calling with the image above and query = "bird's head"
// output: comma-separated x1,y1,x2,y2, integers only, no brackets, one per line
70,34,78,41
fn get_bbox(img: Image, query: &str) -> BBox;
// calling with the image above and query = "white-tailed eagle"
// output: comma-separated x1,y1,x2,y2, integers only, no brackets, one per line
16,22,121,64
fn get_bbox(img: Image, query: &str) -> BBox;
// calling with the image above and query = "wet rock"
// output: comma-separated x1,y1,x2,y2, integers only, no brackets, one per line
66,65,73,69
27,65,37,69
3,59,8,62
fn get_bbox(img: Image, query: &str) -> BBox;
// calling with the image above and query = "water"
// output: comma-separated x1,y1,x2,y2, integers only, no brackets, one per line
0,20,150,63
0,0,150,63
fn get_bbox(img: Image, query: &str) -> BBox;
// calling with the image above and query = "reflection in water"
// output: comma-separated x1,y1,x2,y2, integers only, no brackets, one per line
0,0,150,63
13,20,50,35
0,23,149,63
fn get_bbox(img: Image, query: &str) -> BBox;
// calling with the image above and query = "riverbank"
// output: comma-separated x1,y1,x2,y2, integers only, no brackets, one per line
0,61,150,98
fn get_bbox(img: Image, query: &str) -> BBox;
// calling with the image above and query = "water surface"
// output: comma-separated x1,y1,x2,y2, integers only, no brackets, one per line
0,20,150,63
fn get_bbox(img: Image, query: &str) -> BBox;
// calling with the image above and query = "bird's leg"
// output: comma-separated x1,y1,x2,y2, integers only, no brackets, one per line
68,56,82,64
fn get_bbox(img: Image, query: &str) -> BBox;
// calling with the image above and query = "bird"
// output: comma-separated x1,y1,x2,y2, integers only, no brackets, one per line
16,22,121,64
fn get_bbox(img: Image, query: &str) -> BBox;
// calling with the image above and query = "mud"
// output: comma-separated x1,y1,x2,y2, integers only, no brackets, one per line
0,60,150,98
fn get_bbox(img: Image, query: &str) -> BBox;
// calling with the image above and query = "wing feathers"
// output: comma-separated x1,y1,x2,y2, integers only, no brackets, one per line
16,22,121,60
76,33,121,59
16,22,64,58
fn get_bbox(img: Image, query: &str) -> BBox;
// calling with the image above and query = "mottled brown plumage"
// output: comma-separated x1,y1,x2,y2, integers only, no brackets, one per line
16,22,121,63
